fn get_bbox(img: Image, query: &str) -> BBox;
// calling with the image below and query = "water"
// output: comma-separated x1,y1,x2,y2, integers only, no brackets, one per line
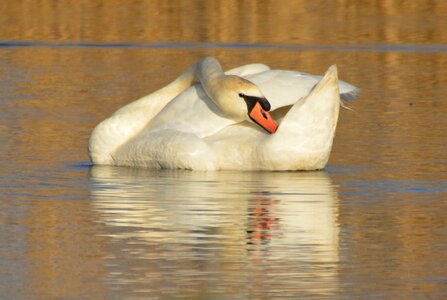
1,1,447,299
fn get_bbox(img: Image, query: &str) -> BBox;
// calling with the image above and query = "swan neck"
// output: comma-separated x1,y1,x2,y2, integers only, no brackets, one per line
196,57,225,98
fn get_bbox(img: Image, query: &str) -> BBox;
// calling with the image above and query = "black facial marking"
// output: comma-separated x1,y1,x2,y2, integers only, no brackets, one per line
239,94,271,112
258,97,271,111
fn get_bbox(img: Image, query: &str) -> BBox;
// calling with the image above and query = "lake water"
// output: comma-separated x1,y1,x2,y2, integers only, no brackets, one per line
1,1,447,299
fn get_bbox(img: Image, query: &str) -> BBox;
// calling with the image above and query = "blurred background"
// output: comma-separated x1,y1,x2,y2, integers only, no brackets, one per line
0,1,446,299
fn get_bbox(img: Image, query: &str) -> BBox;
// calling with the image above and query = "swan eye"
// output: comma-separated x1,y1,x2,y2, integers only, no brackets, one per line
238,93,245,98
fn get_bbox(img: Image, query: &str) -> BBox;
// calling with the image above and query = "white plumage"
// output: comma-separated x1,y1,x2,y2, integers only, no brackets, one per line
89,57,359,170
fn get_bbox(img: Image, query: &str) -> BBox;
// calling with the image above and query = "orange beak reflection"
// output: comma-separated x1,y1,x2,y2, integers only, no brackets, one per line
249,102,278,134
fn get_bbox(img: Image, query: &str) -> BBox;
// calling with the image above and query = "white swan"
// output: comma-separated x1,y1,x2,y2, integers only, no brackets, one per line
89,57,359,170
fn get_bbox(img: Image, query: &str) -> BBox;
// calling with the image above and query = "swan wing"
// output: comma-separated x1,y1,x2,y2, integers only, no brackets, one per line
246,70,359,111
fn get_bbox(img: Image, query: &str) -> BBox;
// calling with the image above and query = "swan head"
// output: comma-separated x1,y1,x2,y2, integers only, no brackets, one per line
213,75,278,133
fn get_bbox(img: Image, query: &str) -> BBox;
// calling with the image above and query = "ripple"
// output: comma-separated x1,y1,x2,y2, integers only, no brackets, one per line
1,40,447,53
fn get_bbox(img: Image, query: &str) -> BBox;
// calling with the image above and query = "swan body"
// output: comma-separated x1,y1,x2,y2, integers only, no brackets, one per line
89,57,359,170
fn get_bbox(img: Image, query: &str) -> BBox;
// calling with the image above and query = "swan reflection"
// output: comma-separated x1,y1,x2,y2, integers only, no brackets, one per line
90,166,340,296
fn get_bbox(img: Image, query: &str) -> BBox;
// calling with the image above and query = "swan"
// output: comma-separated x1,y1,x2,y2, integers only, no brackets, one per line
88,57,359,171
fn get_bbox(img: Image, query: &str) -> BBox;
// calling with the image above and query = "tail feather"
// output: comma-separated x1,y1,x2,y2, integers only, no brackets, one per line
341,87,361,101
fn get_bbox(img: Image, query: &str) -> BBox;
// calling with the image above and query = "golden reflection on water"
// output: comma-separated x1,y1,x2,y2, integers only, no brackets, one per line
1,0,447,45
1,0,447,298
24,199,108,299
90,167,340,297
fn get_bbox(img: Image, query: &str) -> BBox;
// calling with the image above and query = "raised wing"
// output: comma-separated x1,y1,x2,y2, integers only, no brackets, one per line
246,70,359,111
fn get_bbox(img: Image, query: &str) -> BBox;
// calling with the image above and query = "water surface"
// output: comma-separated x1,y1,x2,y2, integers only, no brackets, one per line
1,1,446,299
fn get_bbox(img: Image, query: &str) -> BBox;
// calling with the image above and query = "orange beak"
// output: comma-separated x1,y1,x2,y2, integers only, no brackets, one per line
249,102,278,134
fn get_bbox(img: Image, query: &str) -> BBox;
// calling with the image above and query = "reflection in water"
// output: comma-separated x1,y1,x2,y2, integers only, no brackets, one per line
90,167,339,298
247,197,277,245
1,0,447,298
2,0,446,45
